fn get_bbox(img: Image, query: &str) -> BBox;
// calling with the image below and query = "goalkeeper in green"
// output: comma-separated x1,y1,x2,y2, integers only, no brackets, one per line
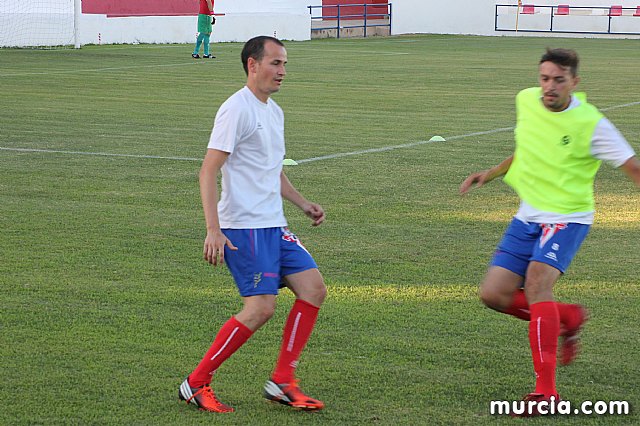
193,0,215,59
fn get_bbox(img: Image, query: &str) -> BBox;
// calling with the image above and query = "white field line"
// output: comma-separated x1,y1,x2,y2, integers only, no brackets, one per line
298,100,640,164
76,44,189,50
601,101,640,111
0,128,513,164
0,62,205,77
1,101,637,164
295,49,409,55
305,37,471,45
0,147,201,162
296,127,515,163
0,49,404,78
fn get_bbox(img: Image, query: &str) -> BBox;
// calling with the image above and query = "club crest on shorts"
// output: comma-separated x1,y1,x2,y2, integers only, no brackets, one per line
281,227,311,254
281,227,299,243
539,223,568,248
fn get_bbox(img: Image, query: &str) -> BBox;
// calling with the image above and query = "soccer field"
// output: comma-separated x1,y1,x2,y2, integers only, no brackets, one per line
1,35,639,424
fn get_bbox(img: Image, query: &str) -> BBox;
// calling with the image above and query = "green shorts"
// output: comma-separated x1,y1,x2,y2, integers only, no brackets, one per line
197,14,212,34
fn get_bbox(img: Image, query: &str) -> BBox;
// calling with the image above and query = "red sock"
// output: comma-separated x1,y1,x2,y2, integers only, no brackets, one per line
189,316,253,388
504,289,530,320
557,303,583,331
529,302,559,398
271,299,320,384
504,290,582,331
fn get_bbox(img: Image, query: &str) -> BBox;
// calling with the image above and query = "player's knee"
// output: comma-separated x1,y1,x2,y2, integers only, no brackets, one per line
257,305,276,323
301,280,326,307
246,303,275,324
313,281,327,305
237,299,276,330
478,285,502,310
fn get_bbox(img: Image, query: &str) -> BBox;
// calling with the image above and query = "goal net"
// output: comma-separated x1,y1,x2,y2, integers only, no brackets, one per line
0,0,80,48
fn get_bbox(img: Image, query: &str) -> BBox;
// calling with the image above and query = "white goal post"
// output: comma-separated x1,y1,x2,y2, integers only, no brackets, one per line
0,0,81,48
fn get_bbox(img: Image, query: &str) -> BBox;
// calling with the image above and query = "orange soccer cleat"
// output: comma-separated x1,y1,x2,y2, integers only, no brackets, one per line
178,379,234,413
263,379,324,411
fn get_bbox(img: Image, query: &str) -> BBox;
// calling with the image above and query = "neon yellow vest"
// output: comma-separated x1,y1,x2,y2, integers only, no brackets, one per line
503,87,603,214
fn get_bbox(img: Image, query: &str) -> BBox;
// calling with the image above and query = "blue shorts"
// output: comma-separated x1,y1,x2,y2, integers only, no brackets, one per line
491,218,590,277
222,227,318,297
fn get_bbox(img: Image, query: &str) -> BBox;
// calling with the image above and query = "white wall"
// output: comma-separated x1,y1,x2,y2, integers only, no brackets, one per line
77,0,312,45
0,0,312,46
4,0,640,47
307,0,323,18
78,13,310,45
392,0,640,39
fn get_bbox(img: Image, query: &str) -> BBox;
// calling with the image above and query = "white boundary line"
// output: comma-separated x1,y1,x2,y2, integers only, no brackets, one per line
298,101,640,163
0,128,513,164
0,147,201,162
0,62,202,77
1,101,638,164
296,49,409,56
601,101,640,111
297,127,514,164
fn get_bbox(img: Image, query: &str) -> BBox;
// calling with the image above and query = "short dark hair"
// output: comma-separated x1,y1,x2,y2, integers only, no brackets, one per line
241,36,285,75
540,48,579,76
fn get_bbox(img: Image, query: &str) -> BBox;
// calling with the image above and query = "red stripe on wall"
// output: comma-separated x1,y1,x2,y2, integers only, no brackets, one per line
322,0,388,20
82,0,199,17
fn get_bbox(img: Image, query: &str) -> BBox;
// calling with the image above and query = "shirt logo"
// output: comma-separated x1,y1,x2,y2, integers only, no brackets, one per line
560,135,571,146
257,122,264,130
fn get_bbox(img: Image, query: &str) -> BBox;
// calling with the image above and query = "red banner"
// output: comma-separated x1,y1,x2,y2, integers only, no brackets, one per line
82,0,199,17
322,0,388,20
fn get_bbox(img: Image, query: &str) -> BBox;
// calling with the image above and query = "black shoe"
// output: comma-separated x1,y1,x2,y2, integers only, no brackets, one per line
203,54,216,59
191,53,200,59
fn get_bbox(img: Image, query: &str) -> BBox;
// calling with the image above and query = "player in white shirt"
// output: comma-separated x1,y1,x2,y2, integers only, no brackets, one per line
179,36,326,413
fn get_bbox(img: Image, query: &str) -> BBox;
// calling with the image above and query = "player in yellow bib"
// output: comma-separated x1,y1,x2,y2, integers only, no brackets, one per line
460,48,640,416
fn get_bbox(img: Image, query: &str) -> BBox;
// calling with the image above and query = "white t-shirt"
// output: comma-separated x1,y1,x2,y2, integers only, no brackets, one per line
515,95,636,225
207,86,287,229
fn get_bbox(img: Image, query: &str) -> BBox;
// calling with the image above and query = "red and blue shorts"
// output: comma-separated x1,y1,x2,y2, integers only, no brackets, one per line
222,227,318,297
490,217,590,278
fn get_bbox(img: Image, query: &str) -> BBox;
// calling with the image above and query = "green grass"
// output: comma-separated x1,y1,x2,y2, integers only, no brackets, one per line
1,35,639,425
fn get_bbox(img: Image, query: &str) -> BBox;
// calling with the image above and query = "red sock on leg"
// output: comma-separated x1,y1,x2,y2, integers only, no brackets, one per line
529,301,560,398
557,303,583,332
504,289,530,321
189,316,253,388
504,290,581,331
271,299,320,384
